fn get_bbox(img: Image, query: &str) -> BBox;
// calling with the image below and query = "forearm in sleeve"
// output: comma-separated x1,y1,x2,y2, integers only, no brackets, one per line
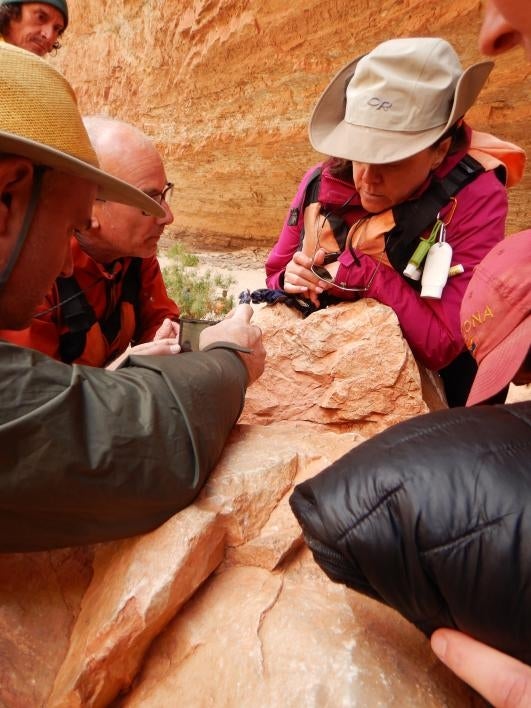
290,403,531,665
0,345,247,551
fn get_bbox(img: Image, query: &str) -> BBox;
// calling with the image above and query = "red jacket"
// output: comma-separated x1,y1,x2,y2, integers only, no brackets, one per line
0,238,179,367
265,133,509,371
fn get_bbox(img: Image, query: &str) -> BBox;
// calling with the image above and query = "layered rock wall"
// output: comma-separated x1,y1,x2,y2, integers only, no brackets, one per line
53,0,530,249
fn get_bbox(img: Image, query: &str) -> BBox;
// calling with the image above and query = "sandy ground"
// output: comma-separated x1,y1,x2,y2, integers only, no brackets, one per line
158,246,269,304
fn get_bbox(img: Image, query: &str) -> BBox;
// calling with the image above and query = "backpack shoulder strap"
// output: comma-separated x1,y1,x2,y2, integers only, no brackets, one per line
386,155,485,276
100,257,143,344
57,275,97,363
287,167,322,228
57,258,144,363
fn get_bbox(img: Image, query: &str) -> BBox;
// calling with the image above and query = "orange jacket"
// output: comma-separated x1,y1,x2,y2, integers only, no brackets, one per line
0,238,179,367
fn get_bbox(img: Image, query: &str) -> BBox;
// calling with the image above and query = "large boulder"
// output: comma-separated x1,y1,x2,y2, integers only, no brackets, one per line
0,422,483,707
241,300,446,436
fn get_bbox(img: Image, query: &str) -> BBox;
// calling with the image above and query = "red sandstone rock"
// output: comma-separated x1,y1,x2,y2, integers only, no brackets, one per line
0,418,484,707
241,301,446,435
121,549,485,707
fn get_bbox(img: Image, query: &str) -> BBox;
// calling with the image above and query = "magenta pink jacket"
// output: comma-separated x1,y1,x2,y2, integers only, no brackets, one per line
265,144,508,371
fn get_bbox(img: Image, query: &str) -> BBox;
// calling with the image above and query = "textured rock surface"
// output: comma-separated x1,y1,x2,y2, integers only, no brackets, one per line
121,551,483,708
0,548,94,708
0,421,484,707
47,506,226,707
241,300,446,435
53,0,530,249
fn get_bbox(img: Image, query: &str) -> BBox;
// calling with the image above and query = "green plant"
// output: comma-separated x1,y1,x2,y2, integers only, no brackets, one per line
162,243,235,320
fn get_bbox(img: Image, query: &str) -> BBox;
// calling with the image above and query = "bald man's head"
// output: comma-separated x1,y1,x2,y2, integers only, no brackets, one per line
77,116,174,263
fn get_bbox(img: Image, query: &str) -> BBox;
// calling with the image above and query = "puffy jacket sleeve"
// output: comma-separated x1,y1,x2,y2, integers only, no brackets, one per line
265,164,323,289
334,171,507,370
0,342,247,551
136,256,180,343
289,402,531,665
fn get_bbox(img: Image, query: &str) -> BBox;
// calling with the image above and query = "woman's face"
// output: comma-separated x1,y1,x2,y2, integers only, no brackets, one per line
352,140,450,213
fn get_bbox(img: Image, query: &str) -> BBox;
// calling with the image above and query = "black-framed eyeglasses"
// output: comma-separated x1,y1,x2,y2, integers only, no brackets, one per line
310,215,381,292
95,182,174,216
141,182,173,215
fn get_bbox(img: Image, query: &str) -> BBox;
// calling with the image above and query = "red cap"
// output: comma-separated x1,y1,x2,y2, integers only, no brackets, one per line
460,230,531,406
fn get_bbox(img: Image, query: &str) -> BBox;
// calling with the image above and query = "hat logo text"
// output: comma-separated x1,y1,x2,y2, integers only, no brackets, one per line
367,97,393,111
461,305,494,336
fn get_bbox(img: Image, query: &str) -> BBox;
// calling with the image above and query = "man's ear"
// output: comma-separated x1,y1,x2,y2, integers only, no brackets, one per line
0,157,35,238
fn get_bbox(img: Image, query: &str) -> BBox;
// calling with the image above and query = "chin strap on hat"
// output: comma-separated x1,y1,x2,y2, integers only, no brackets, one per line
0,164,47,288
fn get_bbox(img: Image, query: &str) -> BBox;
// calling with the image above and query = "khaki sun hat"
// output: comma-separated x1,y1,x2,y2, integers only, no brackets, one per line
0,42,164,217
309,37,493,165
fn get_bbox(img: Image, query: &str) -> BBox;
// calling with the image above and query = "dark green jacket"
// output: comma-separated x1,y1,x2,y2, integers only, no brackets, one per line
0,341,247,551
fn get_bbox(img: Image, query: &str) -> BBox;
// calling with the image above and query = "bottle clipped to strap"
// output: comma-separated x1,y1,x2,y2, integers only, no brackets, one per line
403,219,444,281
420,222,453,299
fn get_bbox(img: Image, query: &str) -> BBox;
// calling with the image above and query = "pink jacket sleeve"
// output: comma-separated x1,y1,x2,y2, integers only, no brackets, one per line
265,165,323,289
334,171,508,370
136,257,180,343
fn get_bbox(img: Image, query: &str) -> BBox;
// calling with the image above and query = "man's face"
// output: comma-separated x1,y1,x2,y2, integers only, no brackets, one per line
79,138,174,262
0,167,95,329
480,0,531,59
3,3,65,56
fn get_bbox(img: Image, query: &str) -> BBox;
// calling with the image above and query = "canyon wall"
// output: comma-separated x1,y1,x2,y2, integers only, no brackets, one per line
53,0,531,248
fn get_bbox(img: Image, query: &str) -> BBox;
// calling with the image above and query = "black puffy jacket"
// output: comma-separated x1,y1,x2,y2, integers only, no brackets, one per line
290,402,531,664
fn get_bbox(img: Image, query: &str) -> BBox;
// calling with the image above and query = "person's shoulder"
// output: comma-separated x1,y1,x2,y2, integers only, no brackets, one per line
462,167,508,200
300,162,326,185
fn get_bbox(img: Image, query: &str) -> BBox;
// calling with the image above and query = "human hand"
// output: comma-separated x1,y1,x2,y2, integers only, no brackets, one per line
199,303,265,385
153,318,180,340
106,338,181,371
283,249,332,306
431,629,531,707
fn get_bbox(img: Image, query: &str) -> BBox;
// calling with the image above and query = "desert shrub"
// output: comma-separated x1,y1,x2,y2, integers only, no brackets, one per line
162,242,235,320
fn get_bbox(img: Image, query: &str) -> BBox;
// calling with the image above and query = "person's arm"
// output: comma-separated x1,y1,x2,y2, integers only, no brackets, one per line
431,630,531,708
135,257,180,343
0,307,264,551
333,171,507,370
265,164,323,290
289,403,531,666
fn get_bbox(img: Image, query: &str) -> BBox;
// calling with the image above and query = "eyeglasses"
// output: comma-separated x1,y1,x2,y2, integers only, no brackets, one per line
141,182,173,215
95,182,174,216
144,182,173,205
310,215,382,292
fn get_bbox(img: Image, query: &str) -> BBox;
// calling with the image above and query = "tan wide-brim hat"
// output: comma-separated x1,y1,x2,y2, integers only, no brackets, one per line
310,37,493,164
0,42,164,217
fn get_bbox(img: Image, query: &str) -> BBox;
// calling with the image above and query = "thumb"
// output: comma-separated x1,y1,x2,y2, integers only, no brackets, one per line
314,248,328,266
229,303,253,324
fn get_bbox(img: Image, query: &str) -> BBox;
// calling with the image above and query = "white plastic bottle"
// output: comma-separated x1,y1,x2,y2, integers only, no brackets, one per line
420,242,453,299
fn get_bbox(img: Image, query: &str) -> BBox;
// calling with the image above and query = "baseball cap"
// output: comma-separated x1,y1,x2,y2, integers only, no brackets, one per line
461,230,531,406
